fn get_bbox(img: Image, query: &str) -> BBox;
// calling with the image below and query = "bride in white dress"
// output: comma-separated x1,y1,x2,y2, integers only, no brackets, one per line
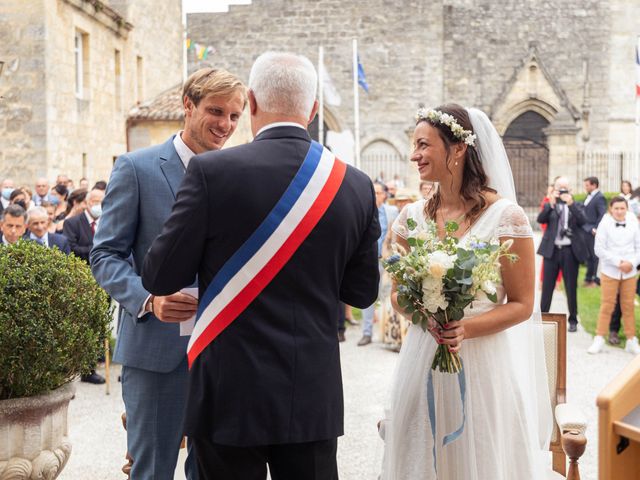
380,104,552,479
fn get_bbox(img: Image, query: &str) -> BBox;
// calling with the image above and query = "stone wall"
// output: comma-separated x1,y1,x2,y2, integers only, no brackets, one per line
607,0,640,151
188,0,638,165
43,0,183,184
0,0,183,187
187,0,446,161
442,0,610,148
0,0,48,185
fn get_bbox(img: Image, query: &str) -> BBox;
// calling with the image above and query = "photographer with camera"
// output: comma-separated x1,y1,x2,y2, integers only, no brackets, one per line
538,177,589,332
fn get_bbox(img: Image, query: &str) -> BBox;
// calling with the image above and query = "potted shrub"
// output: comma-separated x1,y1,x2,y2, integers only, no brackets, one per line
0,240,111,479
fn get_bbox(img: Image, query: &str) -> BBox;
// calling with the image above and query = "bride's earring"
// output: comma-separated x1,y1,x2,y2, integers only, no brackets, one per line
455,161,459,166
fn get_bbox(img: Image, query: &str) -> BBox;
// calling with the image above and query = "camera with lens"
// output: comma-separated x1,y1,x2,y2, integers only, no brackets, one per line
559,227,573,239
556,189,570,204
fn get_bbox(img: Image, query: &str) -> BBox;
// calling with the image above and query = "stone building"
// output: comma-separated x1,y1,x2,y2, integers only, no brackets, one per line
0,0,183,186
187,0,639,212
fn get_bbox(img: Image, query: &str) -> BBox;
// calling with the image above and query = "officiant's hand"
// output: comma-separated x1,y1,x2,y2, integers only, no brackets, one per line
439,320,465,353
152,292,198,323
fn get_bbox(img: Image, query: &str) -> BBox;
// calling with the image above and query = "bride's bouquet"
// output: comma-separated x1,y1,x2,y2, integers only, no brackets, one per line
384,218,517,374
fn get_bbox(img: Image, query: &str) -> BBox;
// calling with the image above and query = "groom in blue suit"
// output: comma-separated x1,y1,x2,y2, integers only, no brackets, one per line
91,68,246,480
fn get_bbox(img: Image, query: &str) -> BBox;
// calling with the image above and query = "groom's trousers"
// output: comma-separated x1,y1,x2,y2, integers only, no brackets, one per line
192,436,338,480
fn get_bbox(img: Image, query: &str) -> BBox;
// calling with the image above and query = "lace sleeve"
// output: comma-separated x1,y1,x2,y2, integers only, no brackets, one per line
392,204,413,240
496,203,533,238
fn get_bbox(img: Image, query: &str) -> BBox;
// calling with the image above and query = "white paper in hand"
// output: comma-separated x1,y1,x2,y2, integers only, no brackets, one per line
180,288,198,336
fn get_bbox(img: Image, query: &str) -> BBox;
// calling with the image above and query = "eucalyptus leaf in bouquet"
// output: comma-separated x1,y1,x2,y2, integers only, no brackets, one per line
384,219,517,373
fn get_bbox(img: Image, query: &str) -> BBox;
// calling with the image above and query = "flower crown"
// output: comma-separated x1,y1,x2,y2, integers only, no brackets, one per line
416,108,476,147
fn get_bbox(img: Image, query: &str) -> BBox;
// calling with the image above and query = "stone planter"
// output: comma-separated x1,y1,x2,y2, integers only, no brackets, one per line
0,383,75,480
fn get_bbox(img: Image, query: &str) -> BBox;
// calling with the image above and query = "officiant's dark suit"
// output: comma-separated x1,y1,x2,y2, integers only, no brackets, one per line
538,197,588,330
142,124,380,477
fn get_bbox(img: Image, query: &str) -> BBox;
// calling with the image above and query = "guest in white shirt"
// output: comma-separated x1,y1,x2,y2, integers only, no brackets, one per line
588,196,640,355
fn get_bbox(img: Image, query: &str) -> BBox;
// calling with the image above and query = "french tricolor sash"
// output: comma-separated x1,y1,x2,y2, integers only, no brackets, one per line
187,141,347,367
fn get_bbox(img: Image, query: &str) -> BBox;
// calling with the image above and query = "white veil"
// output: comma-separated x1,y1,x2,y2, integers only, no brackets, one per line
467,108,517,202
468,107,554,453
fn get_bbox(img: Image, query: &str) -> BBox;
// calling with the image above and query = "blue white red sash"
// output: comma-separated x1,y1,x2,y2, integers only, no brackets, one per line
187,141,347,367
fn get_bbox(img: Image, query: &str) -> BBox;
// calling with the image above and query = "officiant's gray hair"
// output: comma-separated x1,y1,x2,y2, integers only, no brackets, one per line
249,52,317,117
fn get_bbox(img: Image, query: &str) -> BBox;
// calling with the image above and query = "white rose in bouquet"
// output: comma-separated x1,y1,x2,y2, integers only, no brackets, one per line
427,251,456,278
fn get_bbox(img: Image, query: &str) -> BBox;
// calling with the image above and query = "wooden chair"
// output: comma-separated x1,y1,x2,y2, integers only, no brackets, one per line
596,354,640,479
543,312,587,479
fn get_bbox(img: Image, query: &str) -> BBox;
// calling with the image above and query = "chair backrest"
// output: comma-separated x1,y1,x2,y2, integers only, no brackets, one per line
542,312,567,473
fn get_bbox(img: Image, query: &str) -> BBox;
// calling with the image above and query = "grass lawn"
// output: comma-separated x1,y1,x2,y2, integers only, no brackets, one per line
575,266,640,344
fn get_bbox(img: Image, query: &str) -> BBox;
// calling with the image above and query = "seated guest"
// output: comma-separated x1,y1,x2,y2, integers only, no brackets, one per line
26,206,70,254
1,204,27,245
588,197,640,355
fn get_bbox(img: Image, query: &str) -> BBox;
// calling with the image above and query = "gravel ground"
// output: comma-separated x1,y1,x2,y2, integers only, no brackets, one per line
58,234,636,479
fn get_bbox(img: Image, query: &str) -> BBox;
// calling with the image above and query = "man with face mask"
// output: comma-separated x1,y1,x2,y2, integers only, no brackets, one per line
62,188,104,263
1,178,15,215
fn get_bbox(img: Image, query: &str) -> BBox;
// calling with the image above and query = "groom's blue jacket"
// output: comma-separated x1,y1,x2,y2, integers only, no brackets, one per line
91,136,190,371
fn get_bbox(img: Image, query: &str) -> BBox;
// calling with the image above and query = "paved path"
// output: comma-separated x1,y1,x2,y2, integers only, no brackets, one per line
59,234,637,479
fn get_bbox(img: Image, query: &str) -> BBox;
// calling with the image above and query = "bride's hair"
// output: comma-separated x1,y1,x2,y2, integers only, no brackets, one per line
419,103,495,225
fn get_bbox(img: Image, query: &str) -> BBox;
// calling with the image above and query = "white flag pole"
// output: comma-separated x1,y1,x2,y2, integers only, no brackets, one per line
318,46,324,145
636,36,640,170
353,38,361,171
182,3,188,82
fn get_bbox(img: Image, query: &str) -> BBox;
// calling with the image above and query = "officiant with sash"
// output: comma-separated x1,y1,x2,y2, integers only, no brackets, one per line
141,51,380,480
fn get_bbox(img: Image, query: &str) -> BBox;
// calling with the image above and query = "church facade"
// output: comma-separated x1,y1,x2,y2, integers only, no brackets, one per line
188,0,639,210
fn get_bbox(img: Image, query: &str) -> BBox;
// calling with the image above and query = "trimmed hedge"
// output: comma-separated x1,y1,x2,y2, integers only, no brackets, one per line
572,191,620,204
0,240,111,399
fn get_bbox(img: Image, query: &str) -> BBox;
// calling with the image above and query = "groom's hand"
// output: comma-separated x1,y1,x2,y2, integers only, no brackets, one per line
439,320,465,353
152,292,198,323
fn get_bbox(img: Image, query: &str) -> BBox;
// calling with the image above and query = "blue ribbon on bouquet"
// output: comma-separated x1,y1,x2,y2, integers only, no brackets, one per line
426,362,467,474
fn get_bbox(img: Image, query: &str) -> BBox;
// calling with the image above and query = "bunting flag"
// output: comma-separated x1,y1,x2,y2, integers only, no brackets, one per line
186,38,216,60
357,56,369,93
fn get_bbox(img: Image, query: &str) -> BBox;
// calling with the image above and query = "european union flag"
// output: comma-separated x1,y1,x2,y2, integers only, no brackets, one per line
358,57,369,93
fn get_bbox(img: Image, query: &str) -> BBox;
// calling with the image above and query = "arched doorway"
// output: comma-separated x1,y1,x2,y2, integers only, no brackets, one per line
503,111,550,211
361,140,406,185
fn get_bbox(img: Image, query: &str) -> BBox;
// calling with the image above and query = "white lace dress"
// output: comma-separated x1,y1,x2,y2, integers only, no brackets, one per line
381,197,551,480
